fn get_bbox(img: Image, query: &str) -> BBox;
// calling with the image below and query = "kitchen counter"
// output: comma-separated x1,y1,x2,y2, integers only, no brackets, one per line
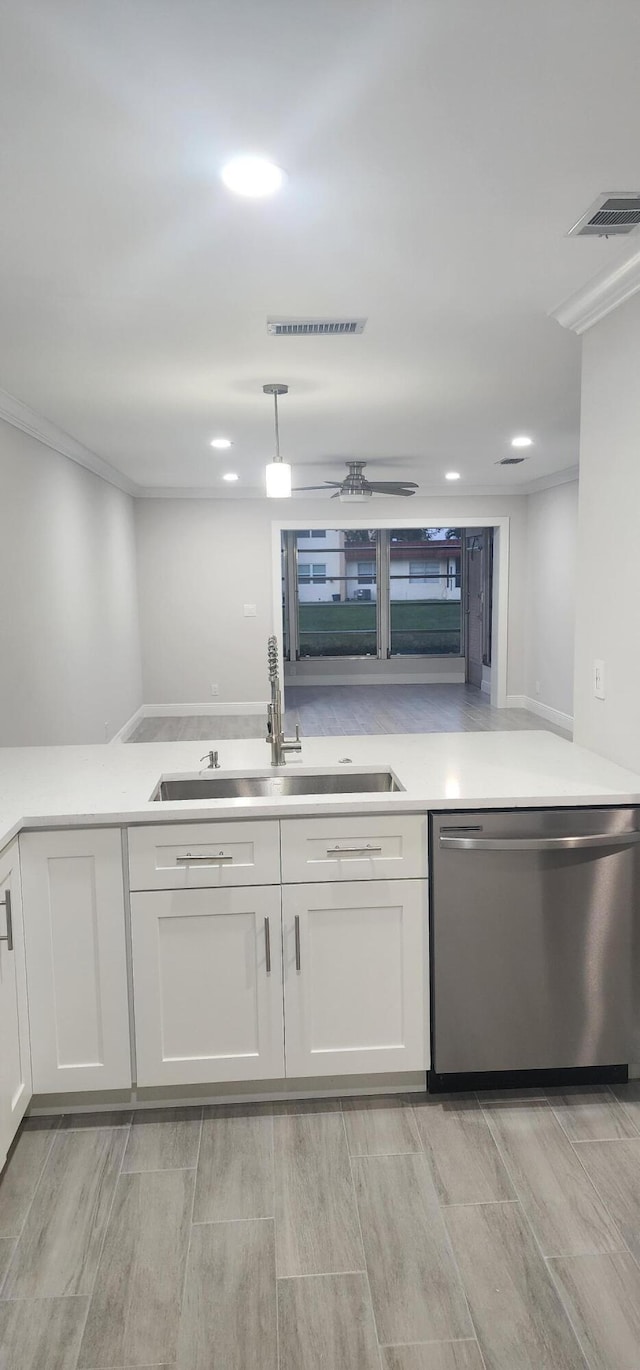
1,729,640,854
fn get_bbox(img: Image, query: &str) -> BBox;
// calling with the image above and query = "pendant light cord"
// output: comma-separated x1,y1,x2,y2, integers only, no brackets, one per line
273,391,281,463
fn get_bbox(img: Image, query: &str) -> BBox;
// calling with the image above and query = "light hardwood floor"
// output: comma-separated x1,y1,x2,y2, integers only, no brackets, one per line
127,683,571,743
1,1085,640,1369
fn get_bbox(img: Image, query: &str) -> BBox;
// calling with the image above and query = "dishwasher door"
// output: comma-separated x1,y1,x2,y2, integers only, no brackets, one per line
431,807,640,1075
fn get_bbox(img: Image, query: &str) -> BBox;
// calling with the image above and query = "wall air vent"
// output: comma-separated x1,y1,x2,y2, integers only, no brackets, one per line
267,316,367,336
497,456,526,466
567,193,640,238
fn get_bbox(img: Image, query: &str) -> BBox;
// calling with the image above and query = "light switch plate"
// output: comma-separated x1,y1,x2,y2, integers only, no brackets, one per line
594,659,605,700
243,604,257,617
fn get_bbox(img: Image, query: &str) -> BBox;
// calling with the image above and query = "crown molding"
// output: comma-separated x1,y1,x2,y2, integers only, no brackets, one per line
550,245,640,334
0,387,139,495
520,465,579,495
136,473,578,501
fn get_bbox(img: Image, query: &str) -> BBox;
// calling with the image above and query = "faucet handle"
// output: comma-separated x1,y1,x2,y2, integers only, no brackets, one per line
294,724,301,742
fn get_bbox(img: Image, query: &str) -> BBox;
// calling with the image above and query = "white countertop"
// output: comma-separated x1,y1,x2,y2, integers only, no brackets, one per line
1,729,640,853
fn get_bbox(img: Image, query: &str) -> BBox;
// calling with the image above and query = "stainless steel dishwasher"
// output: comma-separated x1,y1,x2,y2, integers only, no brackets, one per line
430,807,640,1081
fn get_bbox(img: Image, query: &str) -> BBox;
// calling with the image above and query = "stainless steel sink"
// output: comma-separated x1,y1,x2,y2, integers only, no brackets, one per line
152,769,403,801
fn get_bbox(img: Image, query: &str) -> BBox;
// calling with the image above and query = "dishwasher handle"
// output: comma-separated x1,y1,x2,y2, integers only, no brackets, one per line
439,830,640,852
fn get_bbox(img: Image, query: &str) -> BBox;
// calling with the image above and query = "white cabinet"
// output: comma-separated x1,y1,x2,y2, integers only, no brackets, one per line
282,879,428,1077
128,820,280,891
20,829,131,1093
131,885,284,1086
0,841,32,1169
280,814,427,884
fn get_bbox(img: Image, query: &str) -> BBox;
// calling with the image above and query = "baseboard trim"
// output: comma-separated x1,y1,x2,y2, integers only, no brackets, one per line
506,694,573,731
109,706,145,744
142,701,267,717
111,700,268,741
285,672,466,687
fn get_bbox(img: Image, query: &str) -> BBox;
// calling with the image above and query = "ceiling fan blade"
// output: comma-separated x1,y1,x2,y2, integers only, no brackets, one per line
292,483,342,491
366,480,418,491
367,483,418,496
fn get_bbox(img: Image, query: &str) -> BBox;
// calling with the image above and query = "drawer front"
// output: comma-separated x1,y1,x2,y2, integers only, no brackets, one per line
280,814,426,883
128,821,281,890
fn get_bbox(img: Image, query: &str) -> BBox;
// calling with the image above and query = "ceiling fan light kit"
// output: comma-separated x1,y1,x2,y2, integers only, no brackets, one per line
263,382,292,498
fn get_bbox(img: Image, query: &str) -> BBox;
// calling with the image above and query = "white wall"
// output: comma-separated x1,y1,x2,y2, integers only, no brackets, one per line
523,480,579,727
573,290,640,769
135,497,274,706
135,493,529,705
0,420,142,745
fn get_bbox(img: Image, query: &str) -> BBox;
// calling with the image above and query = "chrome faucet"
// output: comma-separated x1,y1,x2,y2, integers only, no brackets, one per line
266,636,302,766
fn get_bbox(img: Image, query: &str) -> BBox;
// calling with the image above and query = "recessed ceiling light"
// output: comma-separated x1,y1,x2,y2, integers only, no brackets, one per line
220,155,285,198
511,435,533,448
445,471,461,481
223,472,239,482
210,437,232,450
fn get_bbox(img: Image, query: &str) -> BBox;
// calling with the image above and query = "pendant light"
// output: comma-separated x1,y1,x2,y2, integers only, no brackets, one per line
263,382,292,498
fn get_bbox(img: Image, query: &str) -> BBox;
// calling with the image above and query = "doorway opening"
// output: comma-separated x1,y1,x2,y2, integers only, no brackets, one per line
277,522,517,736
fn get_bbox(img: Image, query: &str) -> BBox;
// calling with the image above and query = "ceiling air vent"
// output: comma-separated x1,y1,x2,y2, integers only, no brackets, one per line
267,316,367,336
567,193,640,238
497,456,526,466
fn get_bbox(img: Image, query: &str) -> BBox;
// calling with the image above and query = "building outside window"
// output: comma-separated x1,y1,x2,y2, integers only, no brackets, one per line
283,526,466,659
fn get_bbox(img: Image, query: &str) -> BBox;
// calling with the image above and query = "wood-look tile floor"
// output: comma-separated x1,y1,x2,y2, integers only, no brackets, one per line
126,684,571,743
2,1086,639,1368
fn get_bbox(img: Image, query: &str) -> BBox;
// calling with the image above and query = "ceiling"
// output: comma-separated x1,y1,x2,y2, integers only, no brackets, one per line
1,0,640,496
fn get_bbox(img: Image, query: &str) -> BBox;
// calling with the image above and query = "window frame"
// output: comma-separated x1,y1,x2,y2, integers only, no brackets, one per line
282,528,466,661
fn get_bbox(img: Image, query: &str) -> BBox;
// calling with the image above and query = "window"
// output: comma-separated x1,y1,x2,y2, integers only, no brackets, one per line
389,528,463,656
298,562,326,583
409,560,440,583
447,556,462,591
282,527,464,660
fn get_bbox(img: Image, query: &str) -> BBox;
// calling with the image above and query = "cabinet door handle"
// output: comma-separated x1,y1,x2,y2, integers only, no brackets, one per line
264,916,271,974
175,853,234,864
294,914,301,971
327,845,383,855
0,889,13,952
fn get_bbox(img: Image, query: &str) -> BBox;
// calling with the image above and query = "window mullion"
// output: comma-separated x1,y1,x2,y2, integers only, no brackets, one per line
377,529,390,659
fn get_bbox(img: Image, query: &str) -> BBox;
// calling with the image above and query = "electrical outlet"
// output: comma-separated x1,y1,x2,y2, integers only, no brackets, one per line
243,604,257,617
535,680,541,696
594,660,605,700
210,682,220,697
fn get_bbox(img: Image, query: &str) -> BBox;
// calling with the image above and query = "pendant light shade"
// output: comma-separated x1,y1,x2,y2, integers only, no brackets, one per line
265,461,292,498
263,382,291,499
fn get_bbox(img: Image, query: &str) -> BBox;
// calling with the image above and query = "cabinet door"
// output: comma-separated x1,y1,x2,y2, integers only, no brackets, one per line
0,841,32,1169
131,885,284,1086
282,880,428,1077
20,830,131,1093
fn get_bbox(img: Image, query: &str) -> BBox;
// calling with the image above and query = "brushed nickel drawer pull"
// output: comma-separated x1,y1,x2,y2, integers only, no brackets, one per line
327,844,383,855
175,853,234,864
264,916,271,974
294,915,301,971
0,889,13,951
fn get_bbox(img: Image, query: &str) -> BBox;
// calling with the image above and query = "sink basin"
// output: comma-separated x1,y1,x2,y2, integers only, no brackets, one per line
152,769,403,801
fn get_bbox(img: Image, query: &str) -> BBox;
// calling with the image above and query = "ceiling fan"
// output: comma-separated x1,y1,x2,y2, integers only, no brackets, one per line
293,461,418,501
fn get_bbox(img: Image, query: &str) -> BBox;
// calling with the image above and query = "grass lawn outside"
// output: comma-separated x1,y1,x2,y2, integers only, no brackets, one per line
298,599,462,656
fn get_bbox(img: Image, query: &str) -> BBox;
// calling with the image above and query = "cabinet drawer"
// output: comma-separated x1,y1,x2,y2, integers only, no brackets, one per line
128,821,280,890
280,814,427,883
